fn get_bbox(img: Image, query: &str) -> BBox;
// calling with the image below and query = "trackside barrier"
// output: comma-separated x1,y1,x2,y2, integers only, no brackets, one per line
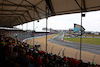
36,40,39,44
62,48,66,57
29,40,32,45
58,48,62,56
22,34,56,42
51,46,54,53
40,43,42,50
51,34,60,39
92,55,96,63
75,51,79,59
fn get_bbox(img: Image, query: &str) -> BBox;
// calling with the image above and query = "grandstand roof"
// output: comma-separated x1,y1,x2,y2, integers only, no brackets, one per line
0,0,100,27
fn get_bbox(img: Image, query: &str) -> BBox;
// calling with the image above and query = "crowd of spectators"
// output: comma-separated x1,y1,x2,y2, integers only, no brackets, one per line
4,30,52,41
0,33,100,67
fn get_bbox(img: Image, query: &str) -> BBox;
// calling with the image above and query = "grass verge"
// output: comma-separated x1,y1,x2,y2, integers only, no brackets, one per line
64,37,100,45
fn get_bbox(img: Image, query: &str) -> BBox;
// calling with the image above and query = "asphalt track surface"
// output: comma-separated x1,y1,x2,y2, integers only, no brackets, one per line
49,33,100,55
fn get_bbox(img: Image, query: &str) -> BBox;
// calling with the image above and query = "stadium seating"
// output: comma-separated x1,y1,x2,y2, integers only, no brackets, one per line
0,31,100,67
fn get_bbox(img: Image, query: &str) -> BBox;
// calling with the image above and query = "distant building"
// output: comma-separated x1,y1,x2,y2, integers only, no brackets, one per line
94,32,100,35
50,29,68,34
85,31,100,35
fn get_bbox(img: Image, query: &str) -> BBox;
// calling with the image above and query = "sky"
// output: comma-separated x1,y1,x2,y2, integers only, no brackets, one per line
16,11,100,32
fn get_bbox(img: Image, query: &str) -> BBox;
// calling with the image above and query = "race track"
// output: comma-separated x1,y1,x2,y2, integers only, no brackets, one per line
49,33,100,55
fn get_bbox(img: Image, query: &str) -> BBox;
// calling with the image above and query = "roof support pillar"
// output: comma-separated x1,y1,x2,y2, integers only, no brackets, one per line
82,0,86,12
27,11,32,20
19,16,23,24
75,0,83,10
22,14,27,22
45,4,49,52
45,0,55,16
16,18,21,24
25,0,41,19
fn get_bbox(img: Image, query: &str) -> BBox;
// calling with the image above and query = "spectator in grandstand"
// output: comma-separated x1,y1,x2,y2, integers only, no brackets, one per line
42,55,49,67
10,46,18,64
0,34,99,67
34,53,43,67
26,51,35,64
15,47,29,67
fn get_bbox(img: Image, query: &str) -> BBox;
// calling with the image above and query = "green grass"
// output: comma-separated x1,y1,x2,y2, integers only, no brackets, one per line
64,37,100,45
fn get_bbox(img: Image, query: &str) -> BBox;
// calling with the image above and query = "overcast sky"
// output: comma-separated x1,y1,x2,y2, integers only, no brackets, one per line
16,11,100,32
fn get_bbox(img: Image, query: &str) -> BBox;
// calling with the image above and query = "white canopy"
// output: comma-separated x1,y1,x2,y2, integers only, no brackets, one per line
0,0,100,27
